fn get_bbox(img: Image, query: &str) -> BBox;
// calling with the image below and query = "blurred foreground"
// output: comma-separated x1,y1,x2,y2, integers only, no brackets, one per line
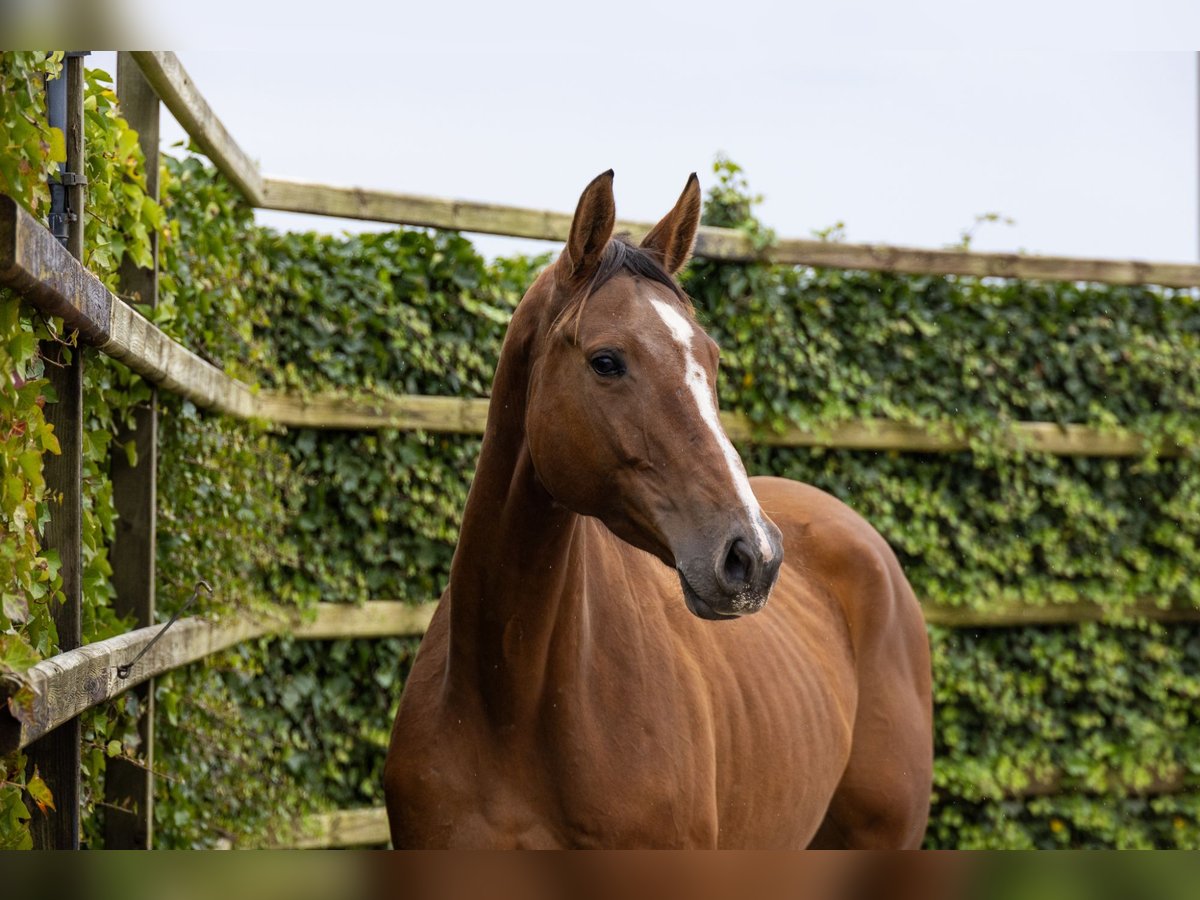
6,852,1199,900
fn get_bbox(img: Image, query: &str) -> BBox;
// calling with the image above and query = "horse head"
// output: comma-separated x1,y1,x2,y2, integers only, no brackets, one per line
518,170,784,620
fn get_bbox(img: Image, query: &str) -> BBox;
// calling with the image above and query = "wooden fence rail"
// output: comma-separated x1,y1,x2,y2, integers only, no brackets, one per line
0,602,438,754
259,176,1200,289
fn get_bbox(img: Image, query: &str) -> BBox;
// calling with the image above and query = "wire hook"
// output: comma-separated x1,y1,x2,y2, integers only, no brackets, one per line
117,580,214,680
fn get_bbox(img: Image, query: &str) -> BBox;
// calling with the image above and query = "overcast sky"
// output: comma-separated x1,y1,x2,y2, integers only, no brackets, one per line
94,4,1200,263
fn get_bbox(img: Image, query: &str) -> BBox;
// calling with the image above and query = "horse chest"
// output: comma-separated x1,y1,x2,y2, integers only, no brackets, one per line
388,680,718,848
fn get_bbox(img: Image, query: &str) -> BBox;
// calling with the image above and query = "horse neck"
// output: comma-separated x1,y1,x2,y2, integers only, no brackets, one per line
445,288,589,721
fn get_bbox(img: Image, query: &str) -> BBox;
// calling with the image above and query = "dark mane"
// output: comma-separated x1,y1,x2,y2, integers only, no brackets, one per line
554,237,692,337
586,236,690,306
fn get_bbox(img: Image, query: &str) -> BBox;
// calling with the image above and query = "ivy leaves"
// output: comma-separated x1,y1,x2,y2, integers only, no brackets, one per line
0,52,64,216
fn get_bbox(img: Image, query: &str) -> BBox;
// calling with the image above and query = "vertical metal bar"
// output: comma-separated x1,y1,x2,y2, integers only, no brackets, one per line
29,50,87,850
105,51,159,850
45,67,68,246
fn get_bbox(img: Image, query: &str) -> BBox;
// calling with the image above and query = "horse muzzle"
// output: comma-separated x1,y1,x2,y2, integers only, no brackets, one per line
676,524,784,620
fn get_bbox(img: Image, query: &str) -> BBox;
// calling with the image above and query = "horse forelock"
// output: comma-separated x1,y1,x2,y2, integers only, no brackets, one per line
550,237,694,340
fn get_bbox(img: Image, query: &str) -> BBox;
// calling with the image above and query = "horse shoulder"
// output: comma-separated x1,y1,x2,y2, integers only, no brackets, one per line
750,475,925,655
752,476,933,848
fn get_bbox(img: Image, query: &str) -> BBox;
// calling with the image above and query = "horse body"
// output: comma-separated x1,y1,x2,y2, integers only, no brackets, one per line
385,172,932,848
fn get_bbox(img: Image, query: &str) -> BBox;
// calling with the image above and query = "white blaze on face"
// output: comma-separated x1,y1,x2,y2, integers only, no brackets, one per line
648,297,775,563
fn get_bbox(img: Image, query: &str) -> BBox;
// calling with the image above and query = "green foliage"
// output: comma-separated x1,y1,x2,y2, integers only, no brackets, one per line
0,53,62,845
256,228,545,606
1,52,1198,847
0,57,290,849
0,52,63,215
142,154,301,848
0,56,167,845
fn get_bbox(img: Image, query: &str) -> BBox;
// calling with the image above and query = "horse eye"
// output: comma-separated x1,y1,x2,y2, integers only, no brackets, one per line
589,354,624,377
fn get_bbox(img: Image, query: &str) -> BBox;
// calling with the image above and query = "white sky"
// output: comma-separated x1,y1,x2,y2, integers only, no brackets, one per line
95,3,1200,262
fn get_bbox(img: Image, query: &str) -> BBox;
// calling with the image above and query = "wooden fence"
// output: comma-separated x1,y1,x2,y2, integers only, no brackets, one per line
2,50,1198,849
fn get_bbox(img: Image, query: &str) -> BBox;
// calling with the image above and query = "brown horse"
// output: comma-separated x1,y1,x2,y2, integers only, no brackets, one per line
385,171,932,848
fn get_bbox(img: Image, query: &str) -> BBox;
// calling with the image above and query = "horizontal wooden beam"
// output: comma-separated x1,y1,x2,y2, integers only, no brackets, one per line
261,177,590,244
765,237,1200,289
292,601,437,640
262,394,1181,459
261,177,1200,288
1,195,1186,458
0,194,260,417
255,393,491,434
0,616,266,754
0,194,112,344
285,807,390,849
922,599,1200,628
0,602,436,753
130,52,264,206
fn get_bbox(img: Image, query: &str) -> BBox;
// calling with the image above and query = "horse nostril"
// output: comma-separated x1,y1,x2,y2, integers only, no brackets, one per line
721,538,754,590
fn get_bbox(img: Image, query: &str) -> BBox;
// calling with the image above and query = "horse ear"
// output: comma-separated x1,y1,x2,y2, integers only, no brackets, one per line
562,169,616,285
640,173,701,274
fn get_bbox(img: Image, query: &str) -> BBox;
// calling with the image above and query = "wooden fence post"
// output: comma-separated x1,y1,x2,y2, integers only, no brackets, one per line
103,51,159,850
28,50,86,851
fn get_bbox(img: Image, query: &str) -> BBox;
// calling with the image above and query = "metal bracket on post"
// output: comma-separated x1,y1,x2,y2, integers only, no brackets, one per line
46,51,89,246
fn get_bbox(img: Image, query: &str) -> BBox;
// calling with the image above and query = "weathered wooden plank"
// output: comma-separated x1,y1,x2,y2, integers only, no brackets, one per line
0,616,274,754
292,601,437,640
256,393,492,433
0,603,434,752
28,52,86,851
286,807,390,849
105,51,160,851
129,52,263,205
260,177,647,243
0,194,111,343
101,297,260,416
261,177,1200,288
765,237,1200,289
0,197,258,417
265,395,1181,459
729,418,1179,457
922,599,1200,627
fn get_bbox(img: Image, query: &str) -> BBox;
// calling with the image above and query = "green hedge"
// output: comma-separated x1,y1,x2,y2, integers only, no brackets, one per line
1,52,1198,848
